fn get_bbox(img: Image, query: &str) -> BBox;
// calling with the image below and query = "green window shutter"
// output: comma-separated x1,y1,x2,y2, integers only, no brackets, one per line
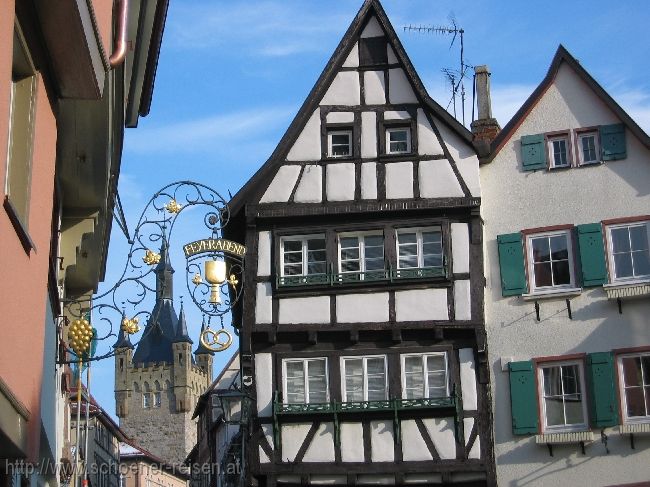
576,223,608,287
497,233,527,296
520,134,547,171
509,361,539,435
586,352,619,428
600,124,626,161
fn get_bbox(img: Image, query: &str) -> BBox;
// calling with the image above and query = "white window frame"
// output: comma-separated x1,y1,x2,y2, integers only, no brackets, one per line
386,127,411,154
400,352,449,400
337,231,385,274
547,134,571,169
606,221,650,283
576,131,600,165
340,355,388,402
280,234,327,277
396,227,443,270
142,393,151,409
525,230,576,293
327,129,352,158
537,360,588,433
618,352,650,424
281,358,329,404
153,392,161,408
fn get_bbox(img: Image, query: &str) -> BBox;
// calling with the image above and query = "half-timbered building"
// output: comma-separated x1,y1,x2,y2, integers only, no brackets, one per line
224,1,494,485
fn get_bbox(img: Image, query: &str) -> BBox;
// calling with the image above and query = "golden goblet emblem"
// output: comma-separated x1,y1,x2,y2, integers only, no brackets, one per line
204,259,227,304
200,327,233,352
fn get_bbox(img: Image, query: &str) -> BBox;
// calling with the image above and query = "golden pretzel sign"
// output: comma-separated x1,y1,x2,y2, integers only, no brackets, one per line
200,327,233,352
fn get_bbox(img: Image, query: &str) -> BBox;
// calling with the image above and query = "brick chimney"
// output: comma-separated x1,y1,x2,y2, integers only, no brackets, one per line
471,65,500,158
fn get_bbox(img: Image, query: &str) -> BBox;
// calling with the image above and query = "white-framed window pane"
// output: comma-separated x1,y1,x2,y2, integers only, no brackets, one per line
387,128,410,153
403,354,447,399
329,130,352,157
366,358,387,401
580,134,598,163
284,358,327,404
550,138,569,167
621,355,650,418
339,234,385,274
142,393,151,408
531,234,571,288
541,364,585,428
611,224,650,279
282,236,326,276
344,358,364,402
397,229,443,269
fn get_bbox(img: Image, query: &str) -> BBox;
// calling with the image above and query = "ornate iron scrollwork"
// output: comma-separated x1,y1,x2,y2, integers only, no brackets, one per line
58,181,244,364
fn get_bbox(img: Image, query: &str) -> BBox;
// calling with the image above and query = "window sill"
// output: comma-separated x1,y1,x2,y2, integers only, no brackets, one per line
535,431,593,444
620,422,650,434
3,196,36,254
522,287,582,301
603,280,650,300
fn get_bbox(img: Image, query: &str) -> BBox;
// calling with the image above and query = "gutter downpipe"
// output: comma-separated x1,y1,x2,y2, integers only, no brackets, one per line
109,0,129,68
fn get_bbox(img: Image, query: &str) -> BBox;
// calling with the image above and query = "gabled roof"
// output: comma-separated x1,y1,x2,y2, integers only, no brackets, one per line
227,0,473,216
487,44,650,163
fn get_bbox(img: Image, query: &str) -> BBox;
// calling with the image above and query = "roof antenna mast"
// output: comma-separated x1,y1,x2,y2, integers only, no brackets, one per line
404,15,473,126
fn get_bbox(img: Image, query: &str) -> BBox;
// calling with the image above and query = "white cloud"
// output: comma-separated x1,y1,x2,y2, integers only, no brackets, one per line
124,107,294,155
166,2,349,57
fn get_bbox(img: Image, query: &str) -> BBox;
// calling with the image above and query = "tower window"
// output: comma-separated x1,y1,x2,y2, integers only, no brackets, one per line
153,392,161,408
142,393,151,409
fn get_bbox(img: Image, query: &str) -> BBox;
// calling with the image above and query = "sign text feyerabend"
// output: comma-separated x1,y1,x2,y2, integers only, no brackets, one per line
183,239,246,258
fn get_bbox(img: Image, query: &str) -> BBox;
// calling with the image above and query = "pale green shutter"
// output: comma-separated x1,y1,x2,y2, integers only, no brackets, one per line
509,361,539,435
586,352,619,428
600,124,626,160
497,233,527,296
576,223,608,287
521,134,546,171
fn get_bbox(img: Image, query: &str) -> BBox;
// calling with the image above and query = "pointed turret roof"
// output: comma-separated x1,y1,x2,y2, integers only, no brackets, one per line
194,317,214,356
173,303,193,344
113,311,134,350
132,242,180,365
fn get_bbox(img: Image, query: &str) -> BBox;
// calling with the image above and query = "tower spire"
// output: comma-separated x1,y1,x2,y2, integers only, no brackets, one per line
174,302,193,344
113,310,134,349
155,240,174,301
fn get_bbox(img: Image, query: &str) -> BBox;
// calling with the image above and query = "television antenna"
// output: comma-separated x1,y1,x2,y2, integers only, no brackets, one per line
404,16,473,125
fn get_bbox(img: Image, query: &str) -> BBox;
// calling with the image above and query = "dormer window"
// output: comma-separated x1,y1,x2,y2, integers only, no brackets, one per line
328,130,352,158
386,127,411,154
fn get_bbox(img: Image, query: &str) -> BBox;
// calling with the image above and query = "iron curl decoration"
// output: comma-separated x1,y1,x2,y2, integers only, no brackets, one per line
57,181,243,364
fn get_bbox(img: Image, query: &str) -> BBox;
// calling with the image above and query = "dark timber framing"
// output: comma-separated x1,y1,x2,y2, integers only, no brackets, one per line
223,1,495,485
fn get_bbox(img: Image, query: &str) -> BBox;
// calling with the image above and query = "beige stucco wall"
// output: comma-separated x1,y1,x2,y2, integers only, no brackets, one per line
481,61,650,486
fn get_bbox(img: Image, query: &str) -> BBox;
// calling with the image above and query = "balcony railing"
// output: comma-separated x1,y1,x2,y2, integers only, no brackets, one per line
272,390,460,450
276,264,446,288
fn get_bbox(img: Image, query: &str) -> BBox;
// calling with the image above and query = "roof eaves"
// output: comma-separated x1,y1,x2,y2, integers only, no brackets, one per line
486,44,650,164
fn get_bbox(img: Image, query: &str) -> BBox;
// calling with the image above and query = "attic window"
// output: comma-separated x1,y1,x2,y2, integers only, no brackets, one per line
328,130,352,158
359,37,387,66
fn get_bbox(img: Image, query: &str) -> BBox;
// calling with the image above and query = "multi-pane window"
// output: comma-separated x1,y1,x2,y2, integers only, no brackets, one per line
328,130,352,158
153,392,161,408
527,231,574,291
339,233,384,274
618,353,650,422
577,132,599,165
548,135,570,168
608,223,650,281
281,235,326,277
386,127,411,154
142,393,151,409
538,362,587,431
341,356,387,402
283,358,328,404
396,228,443,269
401,353,448,399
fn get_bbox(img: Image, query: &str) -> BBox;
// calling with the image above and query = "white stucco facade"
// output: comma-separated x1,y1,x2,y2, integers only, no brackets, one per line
482,57,650,486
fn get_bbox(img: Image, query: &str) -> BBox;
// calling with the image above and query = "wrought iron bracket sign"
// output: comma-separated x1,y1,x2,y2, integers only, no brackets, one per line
57,181,245,365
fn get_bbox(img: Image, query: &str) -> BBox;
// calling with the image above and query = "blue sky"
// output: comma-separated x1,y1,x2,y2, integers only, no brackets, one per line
91,0,650,415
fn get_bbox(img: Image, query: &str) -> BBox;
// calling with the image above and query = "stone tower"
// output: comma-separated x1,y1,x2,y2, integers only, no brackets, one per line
114,243,214,466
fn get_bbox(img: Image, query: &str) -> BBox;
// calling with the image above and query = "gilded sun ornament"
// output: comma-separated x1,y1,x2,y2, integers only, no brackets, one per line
165,199,182,214
142,249,161,265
